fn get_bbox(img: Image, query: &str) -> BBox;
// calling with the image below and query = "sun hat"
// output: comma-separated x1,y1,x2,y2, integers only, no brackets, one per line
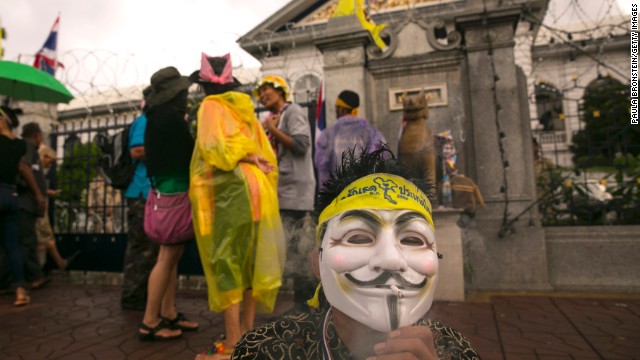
189,53,241,95
254,75,290,101
146,67,192,107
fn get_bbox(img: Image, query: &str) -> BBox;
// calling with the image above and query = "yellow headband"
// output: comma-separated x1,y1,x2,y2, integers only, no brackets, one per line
316,173,433,243
336,98,358,116
308,173,433,308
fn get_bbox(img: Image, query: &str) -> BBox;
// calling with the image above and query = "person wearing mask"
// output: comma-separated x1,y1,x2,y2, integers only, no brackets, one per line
231,146,479,359
256,75,316,313
314,89,386,189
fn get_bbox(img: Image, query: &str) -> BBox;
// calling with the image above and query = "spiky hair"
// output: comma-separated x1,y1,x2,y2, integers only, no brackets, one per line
315,144,434,216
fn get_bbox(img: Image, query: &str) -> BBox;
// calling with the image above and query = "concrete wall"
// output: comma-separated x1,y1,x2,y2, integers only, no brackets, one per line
545,226,640,293
433,209,465,302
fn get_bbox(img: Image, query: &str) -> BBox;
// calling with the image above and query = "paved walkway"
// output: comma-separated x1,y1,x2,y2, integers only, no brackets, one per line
0,277,638,359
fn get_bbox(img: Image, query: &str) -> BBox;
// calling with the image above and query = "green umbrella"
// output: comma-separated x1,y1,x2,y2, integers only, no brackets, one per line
0,60,74,104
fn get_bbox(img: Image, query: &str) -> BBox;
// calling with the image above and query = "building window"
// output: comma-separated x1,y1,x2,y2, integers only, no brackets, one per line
535,83,564,132
293,74,320,103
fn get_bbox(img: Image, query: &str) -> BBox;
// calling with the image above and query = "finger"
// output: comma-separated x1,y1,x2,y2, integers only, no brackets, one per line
389,326,434,347
375,338,434,360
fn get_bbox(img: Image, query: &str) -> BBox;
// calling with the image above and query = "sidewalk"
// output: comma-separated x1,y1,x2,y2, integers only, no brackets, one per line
0,278,638,359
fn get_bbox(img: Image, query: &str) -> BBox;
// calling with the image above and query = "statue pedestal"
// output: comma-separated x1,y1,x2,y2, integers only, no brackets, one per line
433,208,465,302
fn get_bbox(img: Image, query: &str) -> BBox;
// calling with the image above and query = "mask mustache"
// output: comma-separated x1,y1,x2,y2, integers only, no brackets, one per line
345,271,426,289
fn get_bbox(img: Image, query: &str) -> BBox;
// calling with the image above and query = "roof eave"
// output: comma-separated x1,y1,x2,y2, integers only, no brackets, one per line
237,0,324,43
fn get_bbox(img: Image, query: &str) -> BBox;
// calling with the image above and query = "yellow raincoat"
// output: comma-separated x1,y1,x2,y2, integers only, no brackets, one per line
190,92,284,313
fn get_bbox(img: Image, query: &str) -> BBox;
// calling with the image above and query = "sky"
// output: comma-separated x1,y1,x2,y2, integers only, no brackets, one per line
0,0,290,93
0,0,632,95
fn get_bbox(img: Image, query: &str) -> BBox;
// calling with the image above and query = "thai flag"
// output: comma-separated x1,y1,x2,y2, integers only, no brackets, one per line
315,82,326,144
33,16,64,75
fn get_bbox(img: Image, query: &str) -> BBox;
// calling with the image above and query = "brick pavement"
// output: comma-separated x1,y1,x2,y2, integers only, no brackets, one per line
1,279,639,359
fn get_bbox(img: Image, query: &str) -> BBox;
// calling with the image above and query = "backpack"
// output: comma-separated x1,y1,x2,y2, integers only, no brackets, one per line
95,124,136,190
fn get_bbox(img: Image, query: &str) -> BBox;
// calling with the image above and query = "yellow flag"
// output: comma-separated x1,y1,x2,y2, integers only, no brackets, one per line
332,0,388,50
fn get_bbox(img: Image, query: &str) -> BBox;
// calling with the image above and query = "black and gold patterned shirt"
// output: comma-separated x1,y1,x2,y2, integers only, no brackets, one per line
232,308,480,359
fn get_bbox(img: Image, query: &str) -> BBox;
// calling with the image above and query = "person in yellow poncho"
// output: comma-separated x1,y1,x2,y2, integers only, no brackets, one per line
190,53,285,359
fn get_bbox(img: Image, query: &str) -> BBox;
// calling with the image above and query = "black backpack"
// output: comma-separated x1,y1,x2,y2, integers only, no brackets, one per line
95,124,136,190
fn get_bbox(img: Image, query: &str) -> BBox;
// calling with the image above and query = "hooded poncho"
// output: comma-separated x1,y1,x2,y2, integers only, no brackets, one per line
190,92,284,313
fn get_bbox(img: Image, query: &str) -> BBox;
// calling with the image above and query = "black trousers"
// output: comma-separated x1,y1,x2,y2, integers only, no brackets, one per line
121,198,159,307
19,210,43,282
280,209,316,308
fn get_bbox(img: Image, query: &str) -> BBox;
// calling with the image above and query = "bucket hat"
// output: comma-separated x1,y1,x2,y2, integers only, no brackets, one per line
146,67,192,107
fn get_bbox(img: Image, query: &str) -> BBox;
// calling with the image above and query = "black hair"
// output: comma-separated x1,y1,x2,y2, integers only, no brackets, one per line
337,90,359,108
202,81,240,96
315,144,434,216
0,106,20,129
21,122,42,138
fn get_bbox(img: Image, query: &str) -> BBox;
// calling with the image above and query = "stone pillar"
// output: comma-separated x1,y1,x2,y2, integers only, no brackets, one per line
433,209,465,302
315,15,370,126
458,12,552,291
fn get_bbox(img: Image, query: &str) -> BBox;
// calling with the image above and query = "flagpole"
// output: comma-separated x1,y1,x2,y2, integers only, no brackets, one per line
53,13,60,76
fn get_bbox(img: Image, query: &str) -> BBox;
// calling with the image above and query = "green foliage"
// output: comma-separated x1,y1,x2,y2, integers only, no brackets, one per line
537,167,612,226
56,142,102,203
536,153,640,225
570,78,639,168
608,154,640,224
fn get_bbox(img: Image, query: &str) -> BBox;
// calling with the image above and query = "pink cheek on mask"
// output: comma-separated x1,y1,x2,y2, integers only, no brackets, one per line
328,253,352,272
419,257,437,274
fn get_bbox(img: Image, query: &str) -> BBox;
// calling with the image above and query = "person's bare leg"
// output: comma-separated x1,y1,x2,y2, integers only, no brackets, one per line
46,239,67,269
224,303,242,347
193,301,244,360
14,286,31,306
160,245,182,317
140,245,181,338
240,289,256,334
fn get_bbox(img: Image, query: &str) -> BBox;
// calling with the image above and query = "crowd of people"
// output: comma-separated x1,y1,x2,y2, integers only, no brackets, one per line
0,109,81,306
0,51,480,359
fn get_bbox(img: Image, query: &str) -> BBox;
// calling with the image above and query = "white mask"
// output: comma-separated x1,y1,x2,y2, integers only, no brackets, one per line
319,209,438,333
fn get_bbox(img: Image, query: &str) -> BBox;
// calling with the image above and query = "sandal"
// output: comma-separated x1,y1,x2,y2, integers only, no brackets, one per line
14,294,31,306
60,250,81,271
137,321,182,341
198,334,234,357
30,277,50,290
161,312,199,332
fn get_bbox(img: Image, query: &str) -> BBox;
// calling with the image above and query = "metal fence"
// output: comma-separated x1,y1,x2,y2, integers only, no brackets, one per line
530,95,640,226
50,100,317,273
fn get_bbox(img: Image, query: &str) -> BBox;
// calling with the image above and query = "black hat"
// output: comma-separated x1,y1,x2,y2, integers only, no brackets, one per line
189,53,241,95
337,90,360,109
142,85,152,100
0,106,20,129
146,67,192,107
